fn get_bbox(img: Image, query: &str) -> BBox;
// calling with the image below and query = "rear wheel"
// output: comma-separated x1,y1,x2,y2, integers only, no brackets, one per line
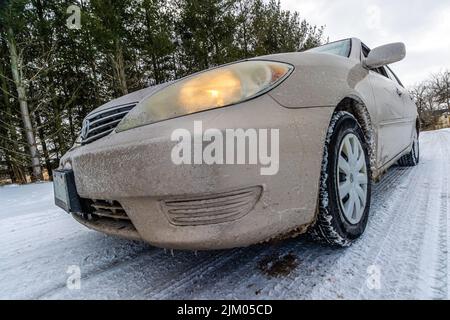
398,130,419,167
310,112,372,247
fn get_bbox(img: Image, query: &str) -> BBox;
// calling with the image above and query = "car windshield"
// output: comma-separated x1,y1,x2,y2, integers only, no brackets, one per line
307,39,351,57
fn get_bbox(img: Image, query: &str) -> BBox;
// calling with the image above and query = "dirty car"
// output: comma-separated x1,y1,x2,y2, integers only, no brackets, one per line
54,38,419,250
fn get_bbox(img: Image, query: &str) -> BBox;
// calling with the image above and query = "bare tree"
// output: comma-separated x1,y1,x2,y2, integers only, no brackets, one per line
430,70,450,111
411,70,450,130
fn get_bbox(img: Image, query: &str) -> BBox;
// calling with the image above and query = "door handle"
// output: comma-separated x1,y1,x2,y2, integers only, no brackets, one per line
396,88,403,97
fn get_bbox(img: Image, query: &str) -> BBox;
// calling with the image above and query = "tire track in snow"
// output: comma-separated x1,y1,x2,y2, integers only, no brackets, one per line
181,239,340,300
403,130,449,299
358,131,441,299
44,248,231,299
304,135,429,299
308,165,420,299
168,240,310,299
35,244,155,299
380,130,448,299
45,246,248,299
432,131,449,299
147,249,246,299
1,129,450,299
434,175,448,299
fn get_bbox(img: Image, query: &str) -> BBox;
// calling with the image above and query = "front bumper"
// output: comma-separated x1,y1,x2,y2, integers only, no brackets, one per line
60,95,334,250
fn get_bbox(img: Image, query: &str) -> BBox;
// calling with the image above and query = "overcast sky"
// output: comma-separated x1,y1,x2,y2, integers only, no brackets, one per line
282,0,450,87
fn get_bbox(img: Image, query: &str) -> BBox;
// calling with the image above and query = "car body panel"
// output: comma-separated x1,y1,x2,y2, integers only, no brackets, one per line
62,96,334,249
369,70,412,164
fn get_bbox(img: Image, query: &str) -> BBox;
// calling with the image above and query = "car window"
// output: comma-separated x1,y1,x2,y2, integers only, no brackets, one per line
385,66,404,87
306,39,351,58
373,66,389,78
361,42,390,79
361,43,370,59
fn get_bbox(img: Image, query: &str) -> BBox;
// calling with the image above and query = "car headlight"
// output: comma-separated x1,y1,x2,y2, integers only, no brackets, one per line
116,60,293,132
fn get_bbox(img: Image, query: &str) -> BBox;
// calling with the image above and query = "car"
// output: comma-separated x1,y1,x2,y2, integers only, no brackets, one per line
54,38,419,250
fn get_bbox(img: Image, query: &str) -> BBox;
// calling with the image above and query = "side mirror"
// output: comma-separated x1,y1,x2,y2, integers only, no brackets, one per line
364,42,406,69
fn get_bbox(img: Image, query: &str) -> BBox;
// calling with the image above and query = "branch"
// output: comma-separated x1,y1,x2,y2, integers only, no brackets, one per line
0,146,31,158
0,134,27,146
0,118,20,130
0,71,14,83
0,83,18,99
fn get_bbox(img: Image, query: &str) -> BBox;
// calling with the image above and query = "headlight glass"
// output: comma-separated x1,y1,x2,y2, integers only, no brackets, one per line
116,60,293,132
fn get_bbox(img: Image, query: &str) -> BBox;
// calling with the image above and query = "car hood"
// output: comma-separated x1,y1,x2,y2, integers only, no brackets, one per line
86,82,171,117
87,51,346,117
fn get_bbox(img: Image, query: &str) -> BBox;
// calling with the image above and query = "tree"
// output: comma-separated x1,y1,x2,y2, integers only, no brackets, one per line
411,82,436,128
89,0,140,95
0,0,326,184
1,0,43,181
175,0,239,75
138,0,177,85
249,0,323,56
0,47,27,183
411,69,450,130
430,70,450,111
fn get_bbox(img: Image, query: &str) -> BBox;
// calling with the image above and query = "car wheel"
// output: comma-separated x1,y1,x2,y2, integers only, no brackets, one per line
398,130,420,167
310,111,372,247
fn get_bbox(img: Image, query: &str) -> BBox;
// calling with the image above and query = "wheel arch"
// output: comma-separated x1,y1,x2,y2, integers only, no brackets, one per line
333,96,377,179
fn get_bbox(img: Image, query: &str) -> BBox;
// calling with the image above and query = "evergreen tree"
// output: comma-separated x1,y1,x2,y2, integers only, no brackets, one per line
0,0,326,184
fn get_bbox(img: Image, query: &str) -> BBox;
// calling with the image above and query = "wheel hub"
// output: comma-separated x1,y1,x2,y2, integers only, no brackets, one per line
337,133,368,225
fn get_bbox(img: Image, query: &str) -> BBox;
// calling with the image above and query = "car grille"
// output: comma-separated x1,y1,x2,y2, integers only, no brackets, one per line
161,186,263,226
90,199,131,221
81,103,136,145
74,199,141,241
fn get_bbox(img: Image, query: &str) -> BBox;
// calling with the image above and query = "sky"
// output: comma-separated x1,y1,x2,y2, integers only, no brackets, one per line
282,0,450,87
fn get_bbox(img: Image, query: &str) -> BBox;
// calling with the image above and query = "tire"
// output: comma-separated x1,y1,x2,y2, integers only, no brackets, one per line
398,130,420,167
309,111,372,247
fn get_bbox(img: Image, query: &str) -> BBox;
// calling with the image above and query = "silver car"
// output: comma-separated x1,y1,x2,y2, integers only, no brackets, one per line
54,38,419,250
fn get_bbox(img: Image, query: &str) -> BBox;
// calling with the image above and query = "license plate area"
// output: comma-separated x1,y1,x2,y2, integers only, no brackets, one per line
53,170,82,213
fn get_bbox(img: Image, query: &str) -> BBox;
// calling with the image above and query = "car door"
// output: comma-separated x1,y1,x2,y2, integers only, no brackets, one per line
361,43,412,167
385,66,418,144
368,66,411,166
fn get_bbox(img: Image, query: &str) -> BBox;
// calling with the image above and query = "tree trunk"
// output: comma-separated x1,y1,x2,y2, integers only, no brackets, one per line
68,105,76,143
1,60,23,183
35,110,53,180
6,27,42,181
5,156,15,183
239,1,250,58
111,40,128,95
144,5,161,84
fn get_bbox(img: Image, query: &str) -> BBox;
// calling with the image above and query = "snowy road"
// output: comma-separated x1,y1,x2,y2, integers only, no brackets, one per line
1,129,449,300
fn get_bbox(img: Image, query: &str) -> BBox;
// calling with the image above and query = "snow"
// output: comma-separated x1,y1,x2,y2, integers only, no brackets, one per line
1,129,449,300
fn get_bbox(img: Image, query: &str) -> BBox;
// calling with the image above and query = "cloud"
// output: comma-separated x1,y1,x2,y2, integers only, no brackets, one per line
282,0,450,87
366,5,382,32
